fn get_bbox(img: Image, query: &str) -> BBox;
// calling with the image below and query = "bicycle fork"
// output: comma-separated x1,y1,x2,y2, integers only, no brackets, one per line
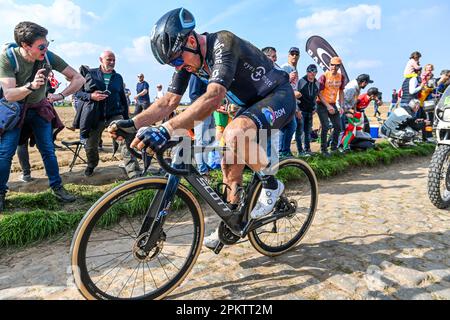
138,173,181,254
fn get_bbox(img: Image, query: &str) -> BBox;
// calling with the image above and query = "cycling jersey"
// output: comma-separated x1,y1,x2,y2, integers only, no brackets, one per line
168,31,290,108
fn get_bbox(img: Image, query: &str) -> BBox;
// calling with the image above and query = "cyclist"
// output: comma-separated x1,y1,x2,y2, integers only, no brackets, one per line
108,8,296,250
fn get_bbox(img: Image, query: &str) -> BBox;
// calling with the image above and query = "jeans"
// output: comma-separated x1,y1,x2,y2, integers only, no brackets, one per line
317,103,342,151
194,115,215,174
85,115,140,175
279,117,297,155
295,112,313,153
17,141,31,176
0,109,62,194
133,101,150,116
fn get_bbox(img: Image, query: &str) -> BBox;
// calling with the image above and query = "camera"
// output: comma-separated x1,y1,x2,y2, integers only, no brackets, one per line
42,63,52,78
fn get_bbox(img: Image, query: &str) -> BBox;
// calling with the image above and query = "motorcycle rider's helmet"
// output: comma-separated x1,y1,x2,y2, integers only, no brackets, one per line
150,8,196,65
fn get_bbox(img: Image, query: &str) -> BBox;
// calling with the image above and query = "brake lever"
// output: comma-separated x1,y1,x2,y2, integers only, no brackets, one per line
141,148,153,176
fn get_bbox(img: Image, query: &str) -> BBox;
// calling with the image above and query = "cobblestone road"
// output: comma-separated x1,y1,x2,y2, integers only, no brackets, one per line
1,157,449,300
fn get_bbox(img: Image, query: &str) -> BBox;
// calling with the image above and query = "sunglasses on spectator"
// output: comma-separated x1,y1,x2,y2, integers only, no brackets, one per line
289,52,300,56
37,42,50,51
331,64,341,67
307,70,318,74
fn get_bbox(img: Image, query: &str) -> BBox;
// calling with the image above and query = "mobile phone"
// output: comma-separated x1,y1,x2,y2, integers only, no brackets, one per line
42,63,52,78
100,90,111,96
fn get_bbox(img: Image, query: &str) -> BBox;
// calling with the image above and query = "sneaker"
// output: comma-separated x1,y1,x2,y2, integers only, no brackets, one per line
250,180,285,220
203,228,221,250
52,186,76,203
85,167,95,177
388,138,399,149
20,174,33,183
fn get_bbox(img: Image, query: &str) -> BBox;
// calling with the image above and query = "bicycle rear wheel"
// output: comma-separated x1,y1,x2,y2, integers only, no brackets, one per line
70,177,204,300
247,158,318,257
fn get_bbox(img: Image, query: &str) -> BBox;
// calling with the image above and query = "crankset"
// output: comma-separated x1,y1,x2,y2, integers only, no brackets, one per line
218,221,241,245
274,196,297,218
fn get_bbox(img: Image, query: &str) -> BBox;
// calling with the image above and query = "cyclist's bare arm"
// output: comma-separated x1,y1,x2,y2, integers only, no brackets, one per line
133,92,182,128
163,83,226,135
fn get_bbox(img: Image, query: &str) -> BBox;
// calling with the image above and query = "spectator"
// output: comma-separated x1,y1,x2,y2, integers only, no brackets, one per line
296,64,320,156
421,64,434,86
0,21,85,211
74,51,140,178
373,95,382,117
155,84,164,101
342,74,374,143
317,56,346,156
16,74,59,183
134,73,151,116
214,98,233,145
400,67,424,107
436,70,450,97
381,99,430,148
355,87,381,133
124,82,131,108
261,47,278,65
189,75,215,176
279,47,301,157
389,89,399,116
343,74,374,112
404,51,422,77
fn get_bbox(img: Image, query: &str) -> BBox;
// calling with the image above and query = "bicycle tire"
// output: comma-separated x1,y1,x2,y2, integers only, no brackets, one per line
247,158,318,257
70,177,204,300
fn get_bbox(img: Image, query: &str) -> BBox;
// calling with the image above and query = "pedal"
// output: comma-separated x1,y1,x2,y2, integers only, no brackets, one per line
213,242,224,255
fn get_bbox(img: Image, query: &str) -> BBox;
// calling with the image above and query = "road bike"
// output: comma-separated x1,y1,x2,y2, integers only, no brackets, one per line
70,138,318,300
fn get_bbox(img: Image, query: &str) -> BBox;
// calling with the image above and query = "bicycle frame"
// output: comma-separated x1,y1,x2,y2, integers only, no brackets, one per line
137,142,296,253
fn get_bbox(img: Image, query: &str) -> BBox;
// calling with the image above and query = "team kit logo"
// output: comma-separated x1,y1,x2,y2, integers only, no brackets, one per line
262,107,286,126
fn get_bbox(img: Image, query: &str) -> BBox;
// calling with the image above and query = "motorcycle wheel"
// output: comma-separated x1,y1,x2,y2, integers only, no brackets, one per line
428,145,450,209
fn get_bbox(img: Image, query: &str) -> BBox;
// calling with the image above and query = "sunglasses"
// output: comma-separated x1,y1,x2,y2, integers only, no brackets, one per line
290,52,300,56
169,56,185,67
37,42,50,51
331,64,341,67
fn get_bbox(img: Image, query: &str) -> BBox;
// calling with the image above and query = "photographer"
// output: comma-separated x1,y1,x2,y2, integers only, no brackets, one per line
74,51,140,178
0,21,85,211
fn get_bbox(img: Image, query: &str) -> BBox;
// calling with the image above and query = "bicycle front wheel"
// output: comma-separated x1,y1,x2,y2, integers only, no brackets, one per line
247,158,318,257
70,177,204,300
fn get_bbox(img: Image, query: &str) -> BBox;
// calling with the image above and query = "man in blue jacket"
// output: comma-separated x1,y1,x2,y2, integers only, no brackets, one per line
75,51,140,178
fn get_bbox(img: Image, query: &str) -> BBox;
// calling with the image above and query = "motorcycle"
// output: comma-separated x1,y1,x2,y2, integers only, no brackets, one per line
428,85,450,209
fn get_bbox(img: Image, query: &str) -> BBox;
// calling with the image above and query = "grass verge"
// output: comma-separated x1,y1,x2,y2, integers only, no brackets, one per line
0,142,436,248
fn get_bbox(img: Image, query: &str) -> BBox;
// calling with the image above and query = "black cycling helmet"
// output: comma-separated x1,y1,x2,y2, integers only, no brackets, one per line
150,8,196,65
367,87,379,96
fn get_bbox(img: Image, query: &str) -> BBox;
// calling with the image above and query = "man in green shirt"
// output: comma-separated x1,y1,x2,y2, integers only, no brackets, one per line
0,21,85,212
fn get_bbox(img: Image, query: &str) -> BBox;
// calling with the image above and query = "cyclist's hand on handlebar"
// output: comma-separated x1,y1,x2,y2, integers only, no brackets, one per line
131,125,171,152
108,119,137,141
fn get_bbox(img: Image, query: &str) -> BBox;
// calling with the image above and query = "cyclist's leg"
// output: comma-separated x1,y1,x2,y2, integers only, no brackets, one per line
225,83,296,218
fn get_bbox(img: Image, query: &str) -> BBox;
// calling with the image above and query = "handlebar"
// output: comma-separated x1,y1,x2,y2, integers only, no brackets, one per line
155,138,191,176
113,126,192,177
